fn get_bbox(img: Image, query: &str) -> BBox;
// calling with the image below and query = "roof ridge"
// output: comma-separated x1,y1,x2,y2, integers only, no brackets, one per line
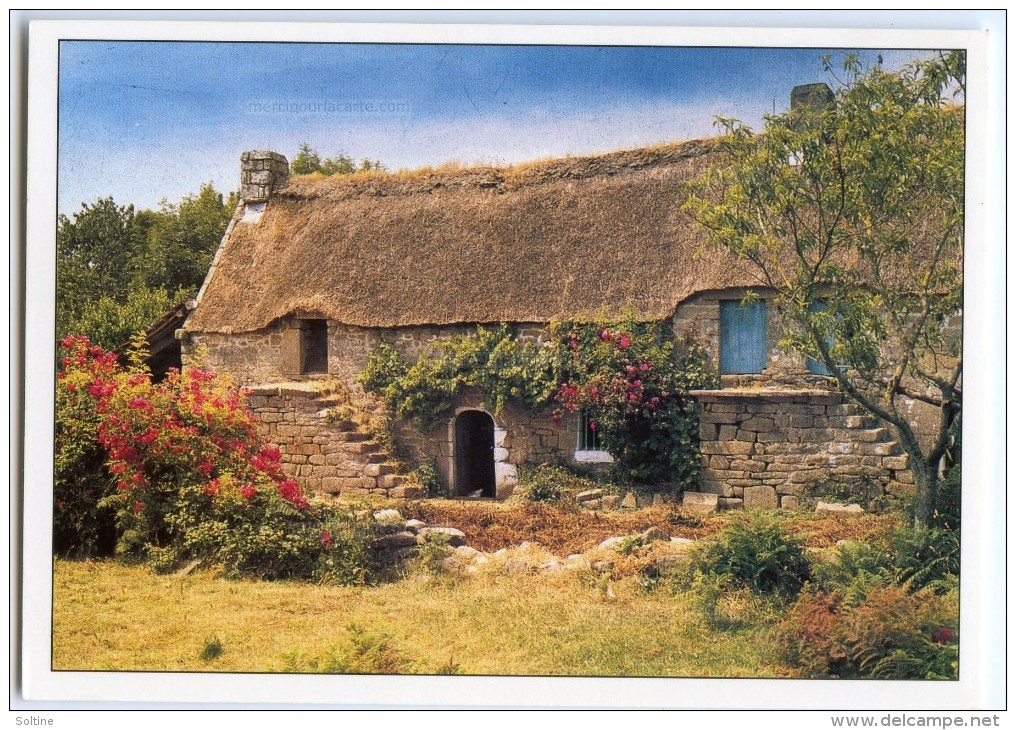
278,137,718,201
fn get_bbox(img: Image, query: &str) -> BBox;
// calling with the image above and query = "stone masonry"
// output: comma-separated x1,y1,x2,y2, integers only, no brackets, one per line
691,388,912,509
247,382,421,499
240,150,290,202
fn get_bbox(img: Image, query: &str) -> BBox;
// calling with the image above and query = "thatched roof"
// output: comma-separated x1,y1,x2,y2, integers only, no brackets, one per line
187,139,759,334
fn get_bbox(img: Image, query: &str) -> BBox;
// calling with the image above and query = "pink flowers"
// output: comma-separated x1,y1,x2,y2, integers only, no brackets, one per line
321,530,333,548
277,478,309,509
129,396,153,411
240,484,257,501
618,335,631,350
933,627,956,643
87,380,116,399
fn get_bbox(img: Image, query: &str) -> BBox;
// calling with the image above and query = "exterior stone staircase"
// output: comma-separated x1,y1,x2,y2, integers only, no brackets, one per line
247,383,422,498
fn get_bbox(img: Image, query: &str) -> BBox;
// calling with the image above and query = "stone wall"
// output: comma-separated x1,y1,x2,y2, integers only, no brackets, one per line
186,308,949,504
185,326,286,384
185,321,548,389
247,383,420,499
692,389,911,509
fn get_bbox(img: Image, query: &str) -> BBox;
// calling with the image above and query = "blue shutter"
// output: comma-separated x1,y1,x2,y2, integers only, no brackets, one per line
806,300,835,375
720,300,767,374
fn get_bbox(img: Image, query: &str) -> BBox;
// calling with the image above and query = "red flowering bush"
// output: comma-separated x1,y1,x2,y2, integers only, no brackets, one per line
549,316,717,488
54,337,120,555
54,336,342,579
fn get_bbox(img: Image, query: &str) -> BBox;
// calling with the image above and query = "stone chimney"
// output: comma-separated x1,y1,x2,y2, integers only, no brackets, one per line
240,150,289,202
790,83,835,115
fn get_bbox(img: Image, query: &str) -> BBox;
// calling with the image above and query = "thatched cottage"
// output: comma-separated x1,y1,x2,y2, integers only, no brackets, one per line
180,139,928,508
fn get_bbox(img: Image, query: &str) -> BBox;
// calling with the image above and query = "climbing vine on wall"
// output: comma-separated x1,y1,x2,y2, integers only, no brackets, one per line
548,316,717,487
360,317,717,489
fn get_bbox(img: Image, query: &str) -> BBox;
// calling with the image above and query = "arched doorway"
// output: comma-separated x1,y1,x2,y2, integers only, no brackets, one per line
454,410,496,498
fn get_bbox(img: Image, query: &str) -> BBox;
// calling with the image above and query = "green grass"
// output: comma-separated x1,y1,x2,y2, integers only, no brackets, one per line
53,559,790,677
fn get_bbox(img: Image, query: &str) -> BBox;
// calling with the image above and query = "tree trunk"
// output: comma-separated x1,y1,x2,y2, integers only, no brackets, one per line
911,457,939,529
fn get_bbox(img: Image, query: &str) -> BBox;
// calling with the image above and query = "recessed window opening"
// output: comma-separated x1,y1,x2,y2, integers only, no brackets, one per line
301,319,328,375
578,411,602,451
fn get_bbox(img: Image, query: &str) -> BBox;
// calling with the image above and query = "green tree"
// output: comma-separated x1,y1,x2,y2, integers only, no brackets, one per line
685,54,964,528
56,197,143,337
57,185,236,350
140,184,237,295
290,143,384,176
71,287,175,352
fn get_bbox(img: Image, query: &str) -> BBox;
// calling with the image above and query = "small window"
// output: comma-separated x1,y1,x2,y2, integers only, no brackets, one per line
578,411,601,451
720,299,767,375
301,319,328,374
575,411,612,463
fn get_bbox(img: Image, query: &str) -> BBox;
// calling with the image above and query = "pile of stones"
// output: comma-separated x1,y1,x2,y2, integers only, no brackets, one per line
368,508,698,579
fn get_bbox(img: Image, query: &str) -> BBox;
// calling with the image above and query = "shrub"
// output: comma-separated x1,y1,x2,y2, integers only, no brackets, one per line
778,585,958,679
549,316,716,489
416,531,453,575
889,526,960,591
54,339,120,555
316,511,377,586
413,458,445,498
519,464,566,503
692,515,811,598
284,623,414,674
54,335,377,581
932,465,961,532
810,539,894,606
200,636,224,661
686,572,778,631
165,480,321,579
809,473,886,512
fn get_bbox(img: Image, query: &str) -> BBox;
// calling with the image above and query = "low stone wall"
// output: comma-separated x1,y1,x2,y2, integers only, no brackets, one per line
247,383,420,498
692,389,911,509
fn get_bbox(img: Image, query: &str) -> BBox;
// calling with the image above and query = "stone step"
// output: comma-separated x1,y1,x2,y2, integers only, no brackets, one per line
377,474,411,490
342,440,382,455
840,427,892,443
316,395,348,407
324,418,358,431
364,462,399,478
326,430,371,443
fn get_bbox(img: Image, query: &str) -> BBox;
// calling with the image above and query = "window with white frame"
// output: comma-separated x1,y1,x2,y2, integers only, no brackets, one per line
575,411,613,463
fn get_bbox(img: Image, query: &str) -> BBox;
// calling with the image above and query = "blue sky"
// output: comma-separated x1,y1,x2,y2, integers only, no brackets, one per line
58,42,928,214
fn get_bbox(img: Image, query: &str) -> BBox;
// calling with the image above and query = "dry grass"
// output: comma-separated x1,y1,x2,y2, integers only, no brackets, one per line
53,558,792,677
399,499,899,554
401,501,720,555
